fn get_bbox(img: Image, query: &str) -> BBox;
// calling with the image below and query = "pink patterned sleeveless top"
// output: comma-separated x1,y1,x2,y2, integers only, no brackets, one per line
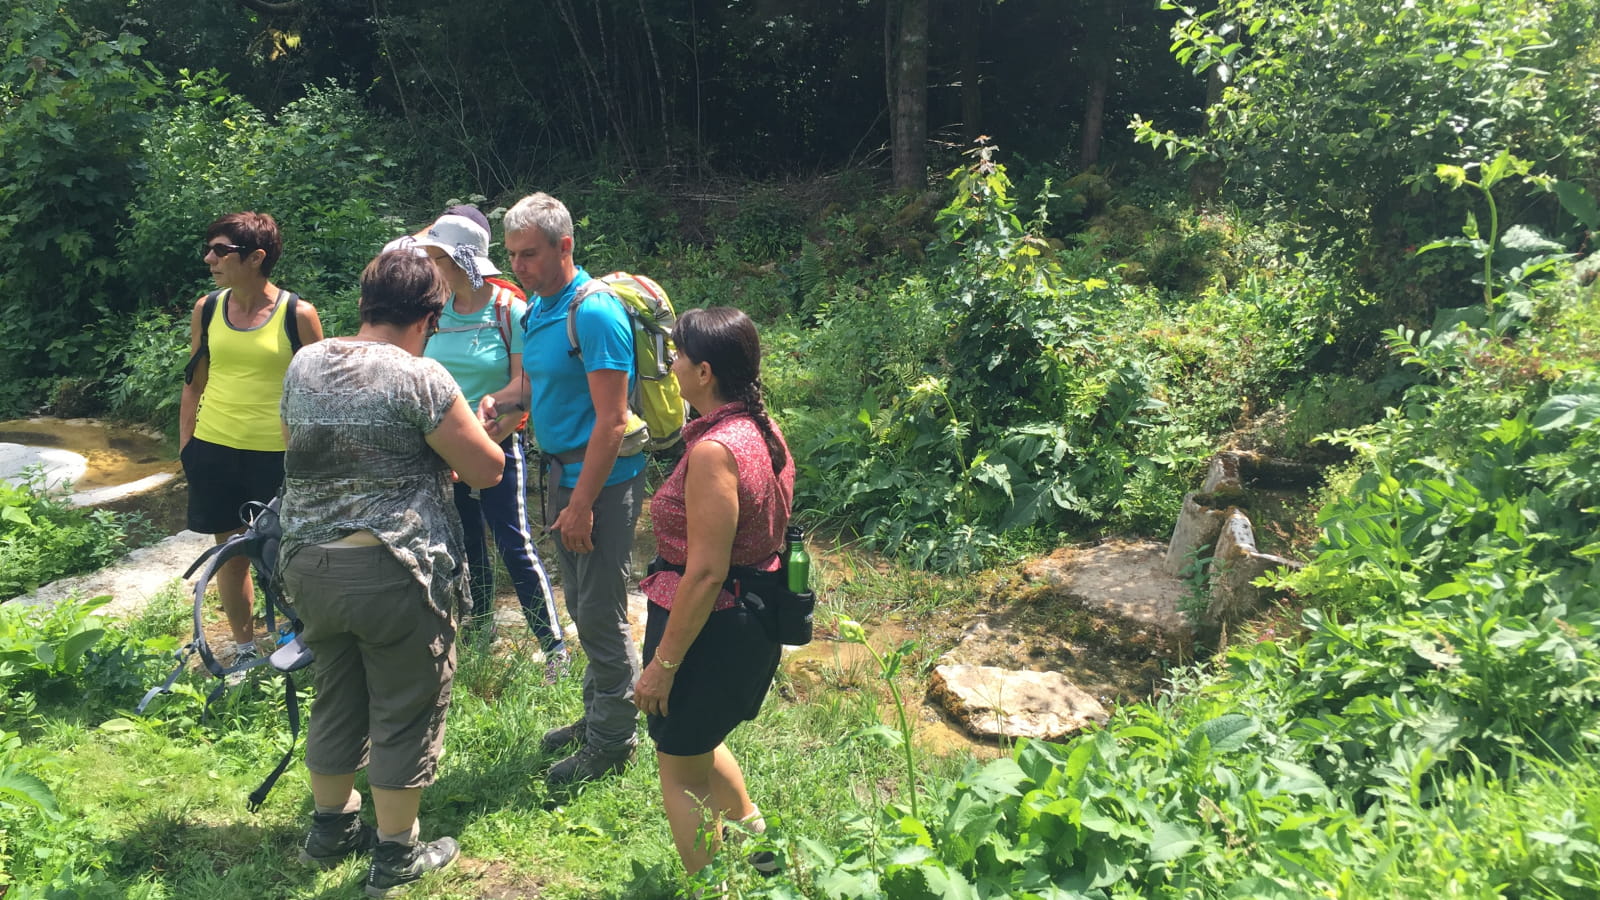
642,402,795,611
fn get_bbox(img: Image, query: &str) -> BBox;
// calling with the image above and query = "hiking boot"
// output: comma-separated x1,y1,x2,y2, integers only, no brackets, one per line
721,821,781,877
746,849,781,876
298,811,376,869
546,741,633,788
364,836,459,898
542,647,572,685
539,717,587,755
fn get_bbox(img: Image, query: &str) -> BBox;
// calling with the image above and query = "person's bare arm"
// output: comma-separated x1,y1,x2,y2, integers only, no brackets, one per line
550,367,629,553
634,440,739,717
179,296,209,450
295,298,325,343
478,369,529,433
426,395,504,488
481,352,524,444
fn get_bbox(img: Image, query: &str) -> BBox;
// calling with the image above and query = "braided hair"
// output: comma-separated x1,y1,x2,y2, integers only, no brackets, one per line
673,307,787,475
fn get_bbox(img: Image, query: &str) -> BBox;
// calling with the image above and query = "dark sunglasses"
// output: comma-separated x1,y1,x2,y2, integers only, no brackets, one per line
202,242,250,259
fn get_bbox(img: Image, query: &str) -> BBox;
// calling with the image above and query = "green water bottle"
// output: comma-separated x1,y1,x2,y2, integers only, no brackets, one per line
786,525,810,594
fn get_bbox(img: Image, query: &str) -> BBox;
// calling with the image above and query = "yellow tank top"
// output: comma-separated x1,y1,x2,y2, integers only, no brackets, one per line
193,288,295,451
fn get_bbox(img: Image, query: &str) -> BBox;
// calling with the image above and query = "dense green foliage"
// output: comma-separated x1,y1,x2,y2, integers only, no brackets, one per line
0,3,408,419
723,262,1600,898
779,149,1340,568
5,0,1600,894
0,475,140,601
1135,0,1600,324
0,2,162,412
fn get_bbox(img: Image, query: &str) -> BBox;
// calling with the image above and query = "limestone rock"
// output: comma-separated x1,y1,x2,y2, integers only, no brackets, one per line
1163,491,1229,576
1201,451,1245,495
929,664,1108,741
1206,509,1301,624
13,530,215,618
0,443,86,492
1023,540,1191,642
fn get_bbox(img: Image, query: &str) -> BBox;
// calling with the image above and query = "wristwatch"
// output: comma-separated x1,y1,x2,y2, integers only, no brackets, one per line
656,654,681,671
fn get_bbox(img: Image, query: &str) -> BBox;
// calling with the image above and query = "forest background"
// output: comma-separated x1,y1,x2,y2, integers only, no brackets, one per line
4,0,1600,896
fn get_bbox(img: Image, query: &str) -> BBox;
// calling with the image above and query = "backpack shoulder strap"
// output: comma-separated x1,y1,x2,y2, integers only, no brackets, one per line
493,286,513,354
183,289,227,385
565,280,615,358
282,291,303,353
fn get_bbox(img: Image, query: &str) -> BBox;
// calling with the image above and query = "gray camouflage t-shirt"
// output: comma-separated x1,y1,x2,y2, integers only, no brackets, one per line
279,339,467,621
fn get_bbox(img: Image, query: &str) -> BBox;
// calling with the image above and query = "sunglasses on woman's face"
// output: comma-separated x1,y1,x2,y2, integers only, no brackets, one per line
203,242,249,260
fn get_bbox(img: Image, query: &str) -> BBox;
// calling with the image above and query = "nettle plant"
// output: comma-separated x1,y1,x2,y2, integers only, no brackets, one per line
792,147,1162,569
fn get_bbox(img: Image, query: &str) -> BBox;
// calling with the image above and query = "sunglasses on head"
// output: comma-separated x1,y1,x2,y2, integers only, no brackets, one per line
203,242,250,260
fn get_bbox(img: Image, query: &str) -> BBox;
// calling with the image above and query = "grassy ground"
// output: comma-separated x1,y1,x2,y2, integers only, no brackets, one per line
13,554,986,900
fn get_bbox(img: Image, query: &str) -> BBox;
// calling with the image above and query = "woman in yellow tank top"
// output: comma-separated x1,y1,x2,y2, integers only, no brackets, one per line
179,212,324,662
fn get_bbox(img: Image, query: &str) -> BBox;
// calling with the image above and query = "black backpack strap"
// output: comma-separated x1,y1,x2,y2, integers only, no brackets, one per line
183,289,225,385
247,671,303,811
282,291,303,353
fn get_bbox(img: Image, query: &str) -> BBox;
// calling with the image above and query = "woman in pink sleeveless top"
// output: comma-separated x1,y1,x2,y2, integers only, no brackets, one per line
634,307,795,882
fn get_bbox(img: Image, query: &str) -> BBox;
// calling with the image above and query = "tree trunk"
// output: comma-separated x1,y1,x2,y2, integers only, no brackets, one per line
1188,66,1226,202
1078,0,1117,168
958,0,982,144
889,0,929,192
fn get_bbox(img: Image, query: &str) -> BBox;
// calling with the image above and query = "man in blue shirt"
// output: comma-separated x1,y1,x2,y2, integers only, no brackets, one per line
482,193,644,786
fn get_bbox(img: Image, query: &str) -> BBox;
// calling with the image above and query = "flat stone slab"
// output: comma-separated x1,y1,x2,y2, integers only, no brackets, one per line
929,664,1108,741
1021,540,1191,640
0,442,86,491
11,530,216,618
69,472,177,507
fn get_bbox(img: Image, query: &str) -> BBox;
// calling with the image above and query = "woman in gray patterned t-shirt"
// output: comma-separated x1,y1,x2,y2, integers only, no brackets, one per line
278,251,503,896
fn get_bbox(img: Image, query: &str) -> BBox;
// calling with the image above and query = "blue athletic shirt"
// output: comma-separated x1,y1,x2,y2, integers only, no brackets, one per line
424,286,526,409
523,267,647,489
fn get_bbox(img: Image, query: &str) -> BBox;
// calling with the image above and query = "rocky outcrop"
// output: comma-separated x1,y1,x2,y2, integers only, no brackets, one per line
1023,540,1192,643
1163,451,1319,627
1163,493,1229,576
1207,509,1302,624
929,664,1108,741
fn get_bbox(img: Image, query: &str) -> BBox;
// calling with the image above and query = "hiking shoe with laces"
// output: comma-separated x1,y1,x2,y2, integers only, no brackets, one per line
539,717,587,755
546,741,633,788
542,647,572,685
364,836,459,898
222,640,262,666
298,811,376,869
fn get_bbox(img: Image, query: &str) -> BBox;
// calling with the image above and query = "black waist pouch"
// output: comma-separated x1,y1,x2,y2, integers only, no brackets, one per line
649,555,815,646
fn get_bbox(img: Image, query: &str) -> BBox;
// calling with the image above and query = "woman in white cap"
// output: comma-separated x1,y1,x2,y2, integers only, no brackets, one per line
415,213,566,677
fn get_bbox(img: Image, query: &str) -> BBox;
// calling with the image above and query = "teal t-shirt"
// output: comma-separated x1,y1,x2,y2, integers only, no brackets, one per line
523,267,646,489
424,285,525,408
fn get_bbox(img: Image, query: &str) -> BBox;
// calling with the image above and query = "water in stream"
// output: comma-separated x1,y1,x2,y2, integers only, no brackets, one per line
0,417,176,491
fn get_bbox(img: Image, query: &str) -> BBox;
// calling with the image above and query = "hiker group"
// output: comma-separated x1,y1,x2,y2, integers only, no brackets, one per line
177,194,806,897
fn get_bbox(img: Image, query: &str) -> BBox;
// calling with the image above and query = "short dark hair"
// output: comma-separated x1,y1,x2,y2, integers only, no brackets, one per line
359,250,447,328
205,212,283,276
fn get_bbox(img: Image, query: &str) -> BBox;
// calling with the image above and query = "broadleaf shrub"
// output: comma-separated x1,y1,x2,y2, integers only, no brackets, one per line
746,261,1600,896
784,146,1334,569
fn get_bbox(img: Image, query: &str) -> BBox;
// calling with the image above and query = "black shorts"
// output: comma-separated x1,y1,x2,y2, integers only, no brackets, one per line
180,436,285,534
642,599,782,757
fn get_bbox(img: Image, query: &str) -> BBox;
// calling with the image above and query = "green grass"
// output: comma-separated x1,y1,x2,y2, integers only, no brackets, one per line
3,558,977,899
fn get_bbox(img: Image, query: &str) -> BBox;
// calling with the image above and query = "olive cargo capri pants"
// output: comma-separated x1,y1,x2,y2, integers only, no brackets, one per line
283,543,458,790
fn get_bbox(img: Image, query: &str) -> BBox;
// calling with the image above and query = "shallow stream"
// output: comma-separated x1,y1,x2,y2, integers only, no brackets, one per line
0,417,175,491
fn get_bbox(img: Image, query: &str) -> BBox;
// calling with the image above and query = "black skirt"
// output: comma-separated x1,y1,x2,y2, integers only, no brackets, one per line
641,598,782,756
